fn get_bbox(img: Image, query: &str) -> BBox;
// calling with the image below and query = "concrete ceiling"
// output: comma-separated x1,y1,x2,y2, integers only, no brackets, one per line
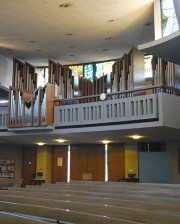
0,0,154,66
138,30,180,65
1,125,180,146
2,0,176,146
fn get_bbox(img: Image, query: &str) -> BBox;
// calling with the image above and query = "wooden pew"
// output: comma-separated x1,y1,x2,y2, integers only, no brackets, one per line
0,212,53,224
12,184,180,201
0,192,180,223
0,182,180,224
0,192,179,215
0,200,142,224
2,185,180,206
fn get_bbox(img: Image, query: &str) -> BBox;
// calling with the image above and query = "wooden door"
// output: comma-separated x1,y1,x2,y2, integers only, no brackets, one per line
51,146,67,183
108,144,125,181
71,144,104,181
21,146,37,187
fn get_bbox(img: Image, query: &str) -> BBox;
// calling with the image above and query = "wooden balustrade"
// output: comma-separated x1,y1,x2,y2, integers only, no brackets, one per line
8,83,55,128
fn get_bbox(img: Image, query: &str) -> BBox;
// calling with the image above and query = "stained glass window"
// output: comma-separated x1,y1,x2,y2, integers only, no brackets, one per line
69,65,83,77
96,61,115,79
161,0,179,37
84,64,94,81
144,55,153,78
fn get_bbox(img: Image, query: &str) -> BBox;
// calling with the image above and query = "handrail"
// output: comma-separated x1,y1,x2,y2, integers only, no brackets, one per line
54,85,180,105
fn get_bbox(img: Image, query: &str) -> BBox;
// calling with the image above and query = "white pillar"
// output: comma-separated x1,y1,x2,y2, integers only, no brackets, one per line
67,145,71,183
105,144,108,182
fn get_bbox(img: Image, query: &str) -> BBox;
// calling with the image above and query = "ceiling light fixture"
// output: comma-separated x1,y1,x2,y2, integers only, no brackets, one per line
101,140,111,144
59,3,70,8
56,139,66,143
130,135,143,140
144,22,151,27
37,142,45,146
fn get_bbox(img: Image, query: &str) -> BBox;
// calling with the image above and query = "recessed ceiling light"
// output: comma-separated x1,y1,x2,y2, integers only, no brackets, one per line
56,139,66,143
108,19,114,23
144,22,151,27
105,37,111,40
37,142,45,146
59,3,70,8
129,135,143,140
101,140,111,144
66,33,73,36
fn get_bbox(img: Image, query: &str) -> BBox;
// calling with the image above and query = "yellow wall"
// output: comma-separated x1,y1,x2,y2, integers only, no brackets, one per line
36,146,52,183
125,143,139,178
0,145,22,186
166,142,180,184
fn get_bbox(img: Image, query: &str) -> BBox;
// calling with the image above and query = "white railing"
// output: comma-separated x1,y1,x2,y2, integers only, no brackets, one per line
0,110,8,129
128,94,158,120
54,104,81,126
80,101,104,125
103,98,127,123
54,94,158,127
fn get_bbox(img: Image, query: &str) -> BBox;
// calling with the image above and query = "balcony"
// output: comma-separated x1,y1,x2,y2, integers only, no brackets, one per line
0,85,180,145
54,85,180,131
54,94,158,127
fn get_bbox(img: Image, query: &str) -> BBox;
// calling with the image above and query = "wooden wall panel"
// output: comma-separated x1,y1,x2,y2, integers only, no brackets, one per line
71,145,88,180
21,146,37,187
88,145,104,181
108,144,125,181
71,145,104,181
51,146,67,183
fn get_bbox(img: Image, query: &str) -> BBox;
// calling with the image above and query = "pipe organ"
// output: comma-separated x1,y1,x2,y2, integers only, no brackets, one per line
152,56,180,95
8,48,180,128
